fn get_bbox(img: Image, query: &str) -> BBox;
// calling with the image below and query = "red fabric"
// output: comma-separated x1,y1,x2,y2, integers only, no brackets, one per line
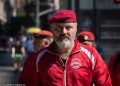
107,51,120,86
77,31,95,41
19,52,40,86
33,30,53,38
49,10,76,24
19,40,111,86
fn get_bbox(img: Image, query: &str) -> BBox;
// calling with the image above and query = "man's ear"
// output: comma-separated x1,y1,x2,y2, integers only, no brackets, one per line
74,23,77,31
44,40,49,47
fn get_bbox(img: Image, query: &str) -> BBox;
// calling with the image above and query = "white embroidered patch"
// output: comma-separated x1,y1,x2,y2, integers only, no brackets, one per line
84,35,89,40
70,58,81,69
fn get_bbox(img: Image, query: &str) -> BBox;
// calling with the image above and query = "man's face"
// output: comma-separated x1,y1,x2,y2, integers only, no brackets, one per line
82,40,96,47
51,23,77,48
33,38,49,51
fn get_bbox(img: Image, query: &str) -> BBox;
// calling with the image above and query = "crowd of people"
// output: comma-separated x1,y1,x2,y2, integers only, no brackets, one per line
18,9,120,86
3,29,53,72
1,9,118,86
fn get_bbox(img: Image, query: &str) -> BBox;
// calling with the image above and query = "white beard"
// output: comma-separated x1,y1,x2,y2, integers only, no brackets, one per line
55,39,73,48
54,32,76,48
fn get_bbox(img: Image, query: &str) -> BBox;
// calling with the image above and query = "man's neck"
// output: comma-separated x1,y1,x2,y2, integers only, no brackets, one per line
57,42,74,60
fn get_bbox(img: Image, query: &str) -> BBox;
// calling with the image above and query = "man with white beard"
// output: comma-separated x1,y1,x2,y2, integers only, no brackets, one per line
50,22,77,62
19,9,111,86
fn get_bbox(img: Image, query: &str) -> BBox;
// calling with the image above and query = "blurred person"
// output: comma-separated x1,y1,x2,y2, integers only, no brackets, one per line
94,34,105,60
7,36,14,52
18,30,53,84
33,30,53,51
20,34,27,48
77,31,96,47
11,36,26,72
19,9,111,86
107,51,120,86
25,35,35,55
77,31,105,60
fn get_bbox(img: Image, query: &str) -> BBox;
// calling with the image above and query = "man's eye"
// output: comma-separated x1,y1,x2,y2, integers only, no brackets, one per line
66,27,72,30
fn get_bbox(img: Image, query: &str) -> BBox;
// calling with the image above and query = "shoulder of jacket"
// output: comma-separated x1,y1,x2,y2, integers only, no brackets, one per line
36,49,48,72
79,46,95,70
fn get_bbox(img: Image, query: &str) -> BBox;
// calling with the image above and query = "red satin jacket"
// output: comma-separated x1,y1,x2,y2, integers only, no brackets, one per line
108,51,120,86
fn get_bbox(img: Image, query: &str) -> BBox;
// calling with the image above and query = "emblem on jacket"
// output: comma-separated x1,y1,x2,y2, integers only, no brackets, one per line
70,58,81,69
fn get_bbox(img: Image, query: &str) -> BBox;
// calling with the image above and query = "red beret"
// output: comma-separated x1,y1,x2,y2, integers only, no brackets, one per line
77,31,95,41
49,9,76,24
33,30,53,38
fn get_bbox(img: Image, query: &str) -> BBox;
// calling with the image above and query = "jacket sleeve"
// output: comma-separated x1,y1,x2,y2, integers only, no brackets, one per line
107,52,118,74
92,48,112,86
19,55,30,84
19,53,43,86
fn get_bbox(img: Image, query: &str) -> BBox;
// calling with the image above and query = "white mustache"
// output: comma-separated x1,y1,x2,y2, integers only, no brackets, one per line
58,34,70,40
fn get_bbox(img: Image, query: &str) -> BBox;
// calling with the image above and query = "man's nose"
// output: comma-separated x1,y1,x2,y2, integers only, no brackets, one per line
61,27,67,34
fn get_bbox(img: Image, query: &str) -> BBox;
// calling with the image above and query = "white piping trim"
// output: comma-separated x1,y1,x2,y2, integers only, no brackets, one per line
80,47,95,70
36,49,47,72
64,69,67,86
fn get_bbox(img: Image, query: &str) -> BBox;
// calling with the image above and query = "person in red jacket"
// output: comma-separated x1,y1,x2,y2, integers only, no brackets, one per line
107,51,120,86
77,31,105,60
19,9,111,86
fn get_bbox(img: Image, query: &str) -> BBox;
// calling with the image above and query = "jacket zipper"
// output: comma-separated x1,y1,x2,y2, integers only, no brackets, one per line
60,56,67,86
47,50,81,86
47,51,67,86
64,66,67,86
60,50,81,86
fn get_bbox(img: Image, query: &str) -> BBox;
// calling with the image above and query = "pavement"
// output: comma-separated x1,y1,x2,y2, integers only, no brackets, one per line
0,52,23,84
0,66,22,84
0,66,23,72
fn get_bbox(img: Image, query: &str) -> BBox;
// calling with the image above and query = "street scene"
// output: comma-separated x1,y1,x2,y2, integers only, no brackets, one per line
0,66,20,84
0,52,22,84
0,0,120,86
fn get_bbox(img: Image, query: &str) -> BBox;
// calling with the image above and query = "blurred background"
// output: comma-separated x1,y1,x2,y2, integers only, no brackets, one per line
0,0,120,84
